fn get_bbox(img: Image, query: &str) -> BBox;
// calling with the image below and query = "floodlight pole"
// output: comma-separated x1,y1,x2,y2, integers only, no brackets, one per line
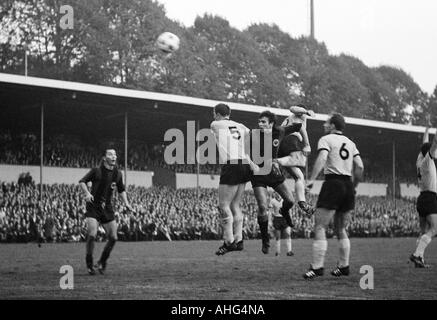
125,111,128,188
310,0,315,39
25,49,28,76
40,103,44,203
196,120,200,200
392,140,396,208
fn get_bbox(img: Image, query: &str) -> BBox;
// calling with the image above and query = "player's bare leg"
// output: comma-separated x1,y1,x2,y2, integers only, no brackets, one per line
331,211,351,276
411,214,437,268
290,167,315,216
254,187,270,254
85,217,98,275
216,184,238,255
274,229,281,256
284,226,294,256
96,220,118,274
231,183,246,251
304,208,335,279
273,182,295,228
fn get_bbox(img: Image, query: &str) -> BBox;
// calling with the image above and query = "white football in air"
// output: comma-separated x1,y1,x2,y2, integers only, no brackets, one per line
156,32,180,53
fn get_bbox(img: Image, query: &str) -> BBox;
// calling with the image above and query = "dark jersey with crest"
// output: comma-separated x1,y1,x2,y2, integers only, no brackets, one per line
79,164,125,211
252,123,302,161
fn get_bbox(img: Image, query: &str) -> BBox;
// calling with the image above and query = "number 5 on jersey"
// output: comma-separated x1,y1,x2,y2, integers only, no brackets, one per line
228,126,241,140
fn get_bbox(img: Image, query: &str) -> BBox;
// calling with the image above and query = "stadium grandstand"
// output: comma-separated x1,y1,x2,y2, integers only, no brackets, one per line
0,73,432,243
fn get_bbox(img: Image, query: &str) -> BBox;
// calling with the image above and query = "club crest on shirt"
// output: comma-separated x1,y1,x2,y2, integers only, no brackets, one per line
273,139,279,147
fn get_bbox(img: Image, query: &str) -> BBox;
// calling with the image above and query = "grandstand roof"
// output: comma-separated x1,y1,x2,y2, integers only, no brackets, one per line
0,72,433,134
0,72,431,172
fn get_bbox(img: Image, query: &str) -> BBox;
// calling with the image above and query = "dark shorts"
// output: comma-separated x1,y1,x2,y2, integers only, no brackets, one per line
273,216,289,230
85,202,115,224
417,191,437,218
316,175,355,212
219,162,252,185
251,168,285,189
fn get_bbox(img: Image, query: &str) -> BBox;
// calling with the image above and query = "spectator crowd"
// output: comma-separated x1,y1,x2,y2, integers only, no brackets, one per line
0,130,422,243
0,131,418,181
0,180,420,244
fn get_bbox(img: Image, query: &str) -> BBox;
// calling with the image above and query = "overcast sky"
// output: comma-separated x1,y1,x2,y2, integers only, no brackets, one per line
158,0,437,95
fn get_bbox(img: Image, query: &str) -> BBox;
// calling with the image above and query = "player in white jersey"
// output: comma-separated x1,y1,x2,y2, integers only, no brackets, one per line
410,121,437,268
210,103,259,255
303,113,364,279
269,192,294,256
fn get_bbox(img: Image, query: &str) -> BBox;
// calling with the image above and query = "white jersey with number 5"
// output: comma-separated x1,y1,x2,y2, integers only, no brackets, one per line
211,119,250,163
416,152,437,193
317,133,360,176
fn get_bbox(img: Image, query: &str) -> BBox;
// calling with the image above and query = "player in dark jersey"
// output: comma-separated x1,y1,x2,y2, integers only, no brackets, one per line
278,105,315,216
251,110,305,254
79,148,133,275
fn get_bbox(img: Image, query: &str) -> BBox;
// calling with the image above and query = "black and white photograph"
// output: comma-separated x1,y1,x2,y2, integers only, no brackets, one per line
0,0,436,307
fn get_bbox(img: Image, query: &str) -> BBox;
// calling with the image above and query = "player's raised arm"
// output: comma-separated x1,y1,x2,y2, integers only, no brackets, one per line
423,114,431,144
429,128,437,158
299,117,311,156
423,126,430,144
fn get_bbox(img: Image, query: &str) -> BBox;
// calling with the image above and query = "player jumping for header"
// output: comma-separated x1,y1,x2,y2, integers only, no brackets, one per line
278,104,315,216
251,110,306,254
211,103,259,255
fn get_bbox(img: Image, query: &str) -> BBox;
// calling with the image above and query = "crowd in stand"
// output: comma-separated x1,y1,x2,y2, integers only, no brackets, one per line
0,132,417,182
0,179,420,243
0,130,423,243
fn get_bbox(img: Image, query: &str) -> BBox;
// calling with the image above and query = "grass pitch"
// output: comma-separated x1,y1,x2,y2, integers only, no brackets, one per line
0,238,436,300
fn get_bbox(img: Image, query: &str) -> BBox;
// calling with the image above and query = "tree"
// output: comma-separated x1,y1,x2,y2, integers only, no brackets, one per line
428,86,437,125
376,66,428,125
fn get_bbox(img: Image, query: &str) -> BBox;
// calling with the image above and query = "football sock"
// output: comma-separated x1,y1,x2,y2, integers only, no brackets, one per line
100,238,116,264
338,238,351,267
298,201,307,209
86,235,95,257
414,234,432,258
233,215,243,242
286,238,292,253
86,254,93,268
257,215,269,241
221,216,234,244
281,200,294,213
312,240,327,269
275,239,281,255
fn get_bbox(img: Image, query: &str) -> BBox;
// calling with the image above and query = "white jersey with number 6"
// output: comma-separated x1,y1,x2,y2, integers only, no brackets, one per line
317,133,360,176
211,119,250,163
416,152,437,193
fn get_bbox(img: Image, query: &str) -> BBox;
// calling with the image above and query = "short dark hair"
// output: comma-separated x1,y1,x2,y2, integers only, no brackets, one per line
259,110,277,125
329,113,346,131
104,148,116,156
214,103,231,117
421,142,431,157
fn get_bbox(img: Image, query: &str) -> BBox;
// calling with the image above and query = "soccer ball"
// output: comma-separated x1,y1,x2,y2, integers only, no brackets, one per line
156,32,180,53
